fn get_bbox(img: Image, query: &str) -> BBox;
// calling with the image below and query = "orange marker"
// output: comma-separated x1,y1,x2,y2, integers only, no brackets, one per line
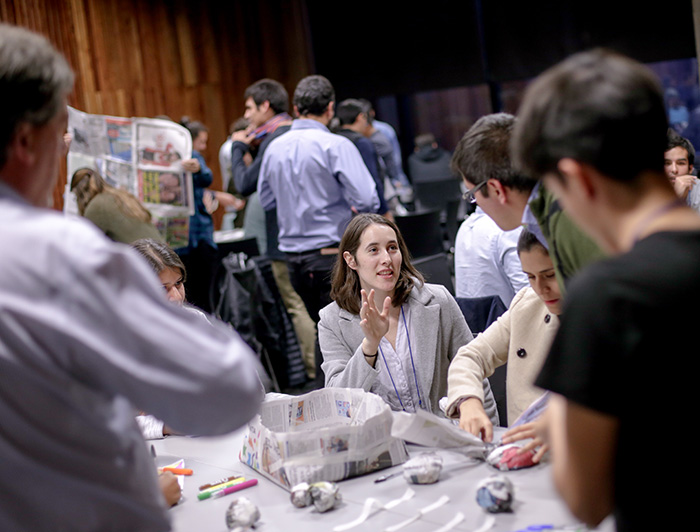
159,467,193,476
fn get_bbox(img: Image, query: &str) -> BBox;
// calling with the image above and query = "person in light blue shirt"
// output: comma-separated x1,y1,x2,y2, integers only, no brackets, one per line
258,75,379,324
371,114,410,188
259,75,379,385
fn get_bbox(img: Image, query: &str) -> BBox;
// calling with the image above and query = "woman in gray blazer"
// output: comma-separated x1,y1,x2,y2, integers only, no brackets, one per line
319,213,497,420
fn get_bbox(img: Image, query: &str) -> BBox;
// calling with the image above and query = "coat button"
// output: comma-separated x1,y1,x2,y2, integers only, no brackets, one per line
544,314,551,323
517,348,527,358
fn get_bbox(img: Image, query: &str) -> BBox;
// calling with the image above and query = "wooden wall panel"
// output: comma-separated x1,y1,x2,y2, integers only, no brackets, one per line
0,0,313,218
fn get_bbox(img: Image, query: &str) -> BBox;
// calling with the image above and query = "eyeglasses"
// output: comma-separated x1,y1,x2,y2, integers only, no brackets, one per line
462,181,487,204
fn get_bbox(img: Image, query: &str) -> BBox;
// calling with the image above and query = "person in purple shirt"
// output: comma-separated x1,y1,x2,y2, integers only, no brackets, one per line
259,75,379,383
333,98,390,216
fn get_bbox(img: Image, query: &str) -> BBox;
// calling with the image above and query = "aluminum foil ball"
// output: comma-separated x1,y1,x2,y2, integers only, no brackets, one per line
309,481,342,513
402,452,443,484
290,482,312,508
225,497,261,529
476,474,514,513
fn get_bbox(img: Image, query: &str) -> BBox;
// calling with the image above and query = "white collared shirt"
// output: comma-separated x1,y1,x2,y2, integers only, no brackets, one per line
0,181,263,531
375,306,426,412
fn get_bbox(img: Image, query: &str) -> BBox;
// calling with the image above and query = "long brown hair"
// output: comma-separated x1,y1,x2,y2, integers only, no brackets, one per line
330,213,424,314
131,238,187,282
70,167,152,223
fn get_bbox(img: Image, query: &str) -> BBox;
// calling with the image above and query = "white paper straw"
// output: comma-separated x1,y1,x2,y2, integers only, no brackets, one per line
432,512,465,532
384,495,450,532
333,489,415,532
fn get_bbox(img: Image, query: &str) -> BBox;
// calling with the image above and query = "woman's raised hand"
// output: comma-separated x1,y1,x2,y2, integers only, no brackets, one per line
359,289,391,356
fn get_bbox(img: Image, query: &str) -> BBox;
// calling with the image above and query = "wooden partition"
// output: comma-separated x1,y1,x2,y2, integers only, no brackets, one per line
0,0,313,214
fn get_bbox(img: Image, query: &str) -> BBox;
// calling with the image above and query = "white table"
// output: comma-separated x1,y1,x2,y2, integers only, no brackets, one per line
151,429,615,532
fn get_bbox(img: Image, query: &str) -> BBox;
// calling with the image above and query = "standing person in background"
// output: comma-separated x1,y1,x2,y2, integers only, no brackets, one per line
177,118,220,312
229,78,317,380
259,75,379,384
0,23,263,531
178,118,216,311
334,98,390,218
259,75,380,324
228,79,293,258
364,100,411,188
218,118,250,230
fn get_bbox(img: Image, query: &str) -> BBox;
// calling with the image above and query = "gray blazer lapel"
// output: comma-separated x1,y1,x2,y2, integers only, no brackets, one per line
337,308,365,349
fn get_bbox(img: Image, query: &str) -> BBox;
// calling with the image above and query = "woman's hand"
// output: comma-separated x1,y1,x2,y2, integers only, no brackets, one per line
359,289,391,357
182,158,200,173
502,418,550,463
458,397,494,442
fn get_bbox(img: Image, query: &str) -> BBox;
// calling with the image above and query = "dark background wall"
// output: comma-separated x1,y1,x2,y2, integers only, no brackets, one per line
308,0,696,96
307,0,697,164
1,0,697,212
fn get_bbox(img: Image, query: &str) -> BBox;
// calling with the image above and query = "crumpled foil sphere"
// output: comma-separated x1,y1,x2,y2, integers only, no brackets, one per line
402,452,443,484
290,482,313,508
225,497,261,530
309,481,342,513
290,481,342,512
476,474,514,513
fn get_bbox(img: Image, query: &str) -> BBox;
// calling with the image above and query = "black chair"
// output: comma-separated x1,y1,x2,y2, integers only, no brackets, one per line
455,296,507,336
444,199,461,250
394,209,443,259
413,253,455,295
456,295,509,425
413,178,462,212
413,179,463,252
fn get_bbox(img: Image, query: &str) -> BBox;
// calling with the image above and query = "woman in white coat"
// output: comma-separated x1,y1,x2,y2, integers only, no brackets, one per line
319,213,497,420
447,229,563,462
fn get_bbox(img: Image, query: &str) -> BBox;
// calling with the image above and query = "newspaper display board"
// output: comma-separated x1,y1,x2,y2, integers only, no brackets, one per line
65,107,193,249
240,388,409,490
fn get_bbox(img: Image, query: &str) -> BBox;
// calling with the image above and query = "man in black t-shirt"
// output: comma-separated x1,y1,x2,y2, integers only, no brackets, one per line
511,49,700,532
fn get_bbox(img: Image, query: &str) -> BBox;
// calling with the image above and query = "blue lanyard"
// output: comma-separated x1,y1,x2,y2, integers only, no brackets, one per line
378,306,424,412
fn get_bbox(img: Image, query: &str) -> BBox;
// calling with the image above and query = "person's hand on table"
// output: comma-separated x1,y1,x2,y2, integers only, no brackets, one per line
458,397,493,442
158,471,181,507
162,424,184,437
359,289,391,365
502,415,550,464
182,158,200,173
